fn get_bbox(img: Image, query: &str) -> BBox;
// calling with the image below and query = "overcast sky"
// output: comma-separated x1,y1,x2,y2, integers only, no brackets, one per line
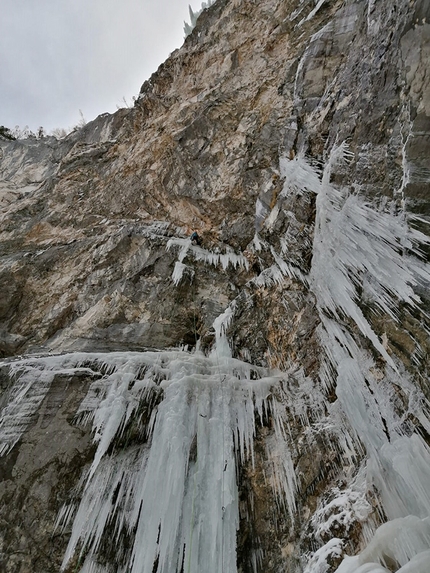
0,0,202,133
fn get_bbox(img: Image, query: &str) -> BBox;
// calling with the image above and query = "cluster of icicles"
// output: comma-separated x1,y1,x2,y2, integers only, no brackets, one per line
0,319,296,573
1,140,430,573
166,237,249,286
281,144,430,573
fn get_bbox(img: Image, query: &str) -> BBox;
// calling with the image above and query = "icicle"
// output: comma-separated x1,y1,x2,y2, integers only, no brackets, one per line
270,246,308,285
279,152,322,197
171,261,189,285
167,237,249,280
212,302,236,359
298,0,329,26
252,264,286,287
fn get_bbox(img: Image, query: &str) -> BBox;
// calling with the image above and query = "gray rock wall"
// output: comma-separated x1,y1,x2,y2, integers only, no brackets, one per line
0,1,429,572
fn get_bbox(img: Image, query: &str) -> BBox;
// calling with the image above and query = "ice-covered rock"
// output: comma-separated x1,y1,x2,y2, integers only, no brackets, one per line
0,0,429,571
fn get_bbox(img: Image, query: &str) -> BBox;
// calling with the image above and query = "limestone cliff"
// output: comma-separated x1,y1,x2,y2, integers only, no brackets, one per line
1,1,429,572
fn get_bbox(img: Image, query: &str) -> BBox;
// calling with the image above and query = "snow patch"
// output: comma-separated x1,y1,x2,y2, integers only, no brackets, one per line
304,538,344,573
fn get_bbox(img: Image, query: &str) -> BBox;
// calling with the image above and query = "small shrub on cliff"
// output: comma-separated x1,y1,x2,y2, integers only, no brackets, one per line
0,125,16,140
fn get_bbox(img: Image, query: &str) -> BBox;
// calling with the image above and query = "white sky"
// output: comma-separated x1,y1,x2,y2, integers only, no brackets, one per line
0,0,202,133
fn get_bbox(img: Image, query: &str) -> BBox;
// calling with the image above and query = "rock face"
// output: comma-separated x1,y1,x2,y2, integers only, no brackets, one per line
0,1,429,572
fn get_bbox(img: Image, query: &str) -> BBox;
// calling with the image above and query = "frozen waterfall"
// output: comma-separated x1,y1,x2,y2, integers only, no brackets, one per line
1,324,296,573
1,143,429,573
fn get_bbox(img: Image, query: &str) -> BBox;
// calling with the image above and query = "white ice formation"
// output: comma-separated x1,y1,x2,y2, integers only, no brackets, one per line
183,1,217,38
281,147,430,572
167,237,249,285
1,330,296,573
1,142,429,573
